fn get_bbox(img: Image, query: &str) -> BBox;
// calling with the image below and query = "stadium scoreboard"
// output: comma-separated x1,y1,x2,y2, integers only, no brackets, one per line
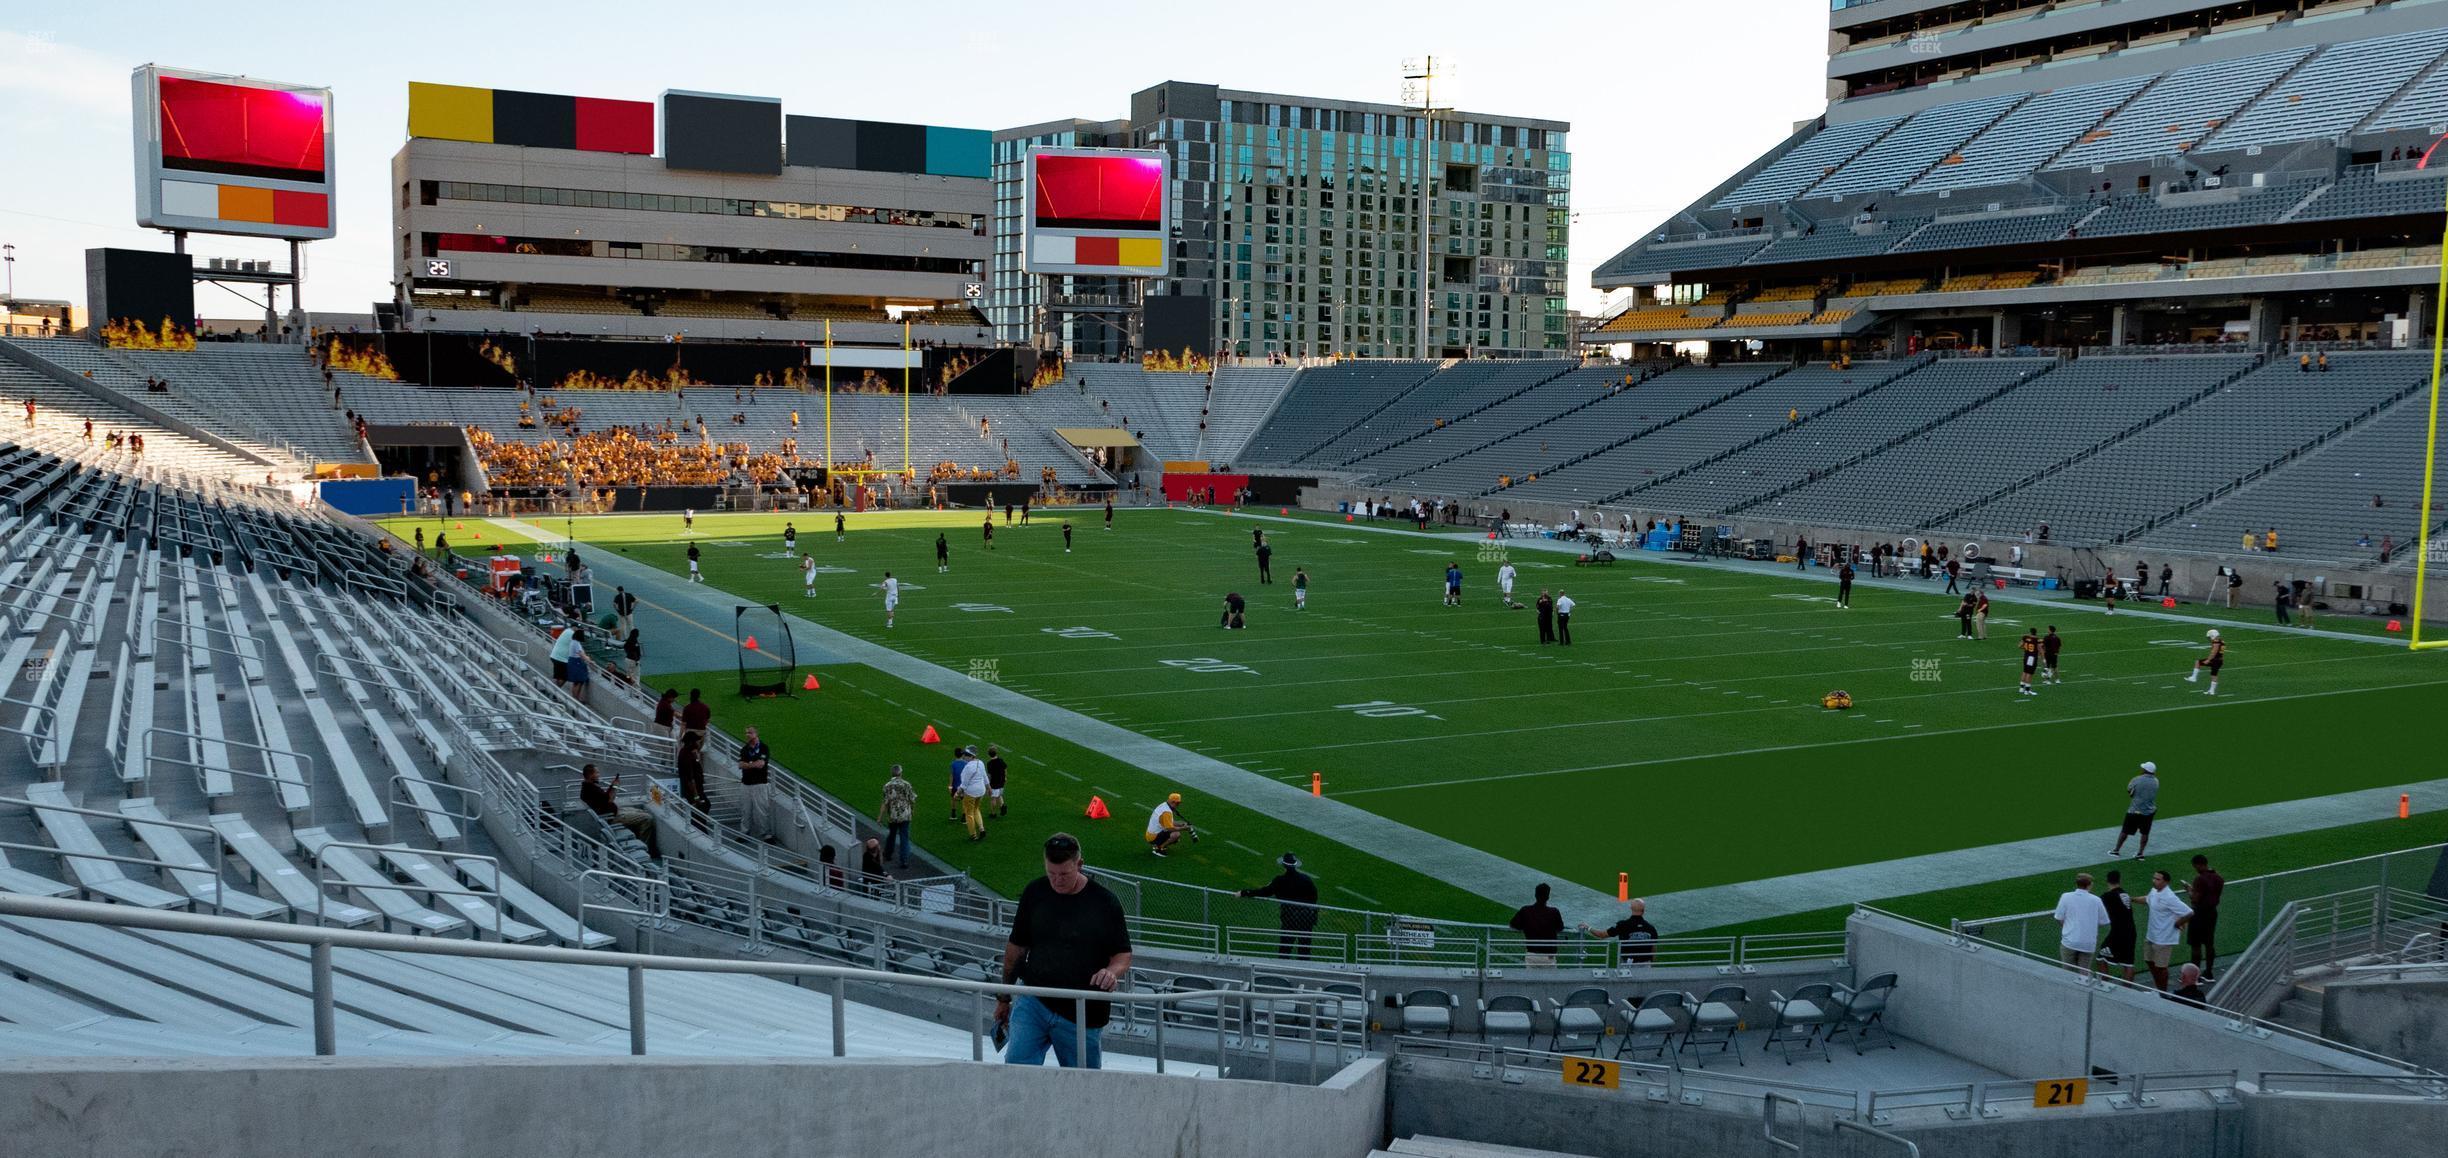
1022,147,1169,277
132,65,336,240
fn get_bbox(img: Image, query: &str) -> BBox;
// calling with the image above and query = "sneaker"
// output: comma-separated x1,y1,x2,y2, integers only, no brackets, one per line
1150,848,1167,858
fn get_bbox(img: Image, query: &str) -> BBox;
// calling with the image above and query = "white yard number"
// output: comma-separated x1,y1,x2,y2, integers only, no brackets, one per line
1336,699,1444,720
950,602,1013,613
1041,626,1117,640
1160,657,1261,676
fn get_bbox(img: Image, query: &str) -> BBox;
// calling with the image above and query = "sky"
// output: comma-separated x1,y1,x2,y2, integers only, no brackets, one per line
0,0,1830,321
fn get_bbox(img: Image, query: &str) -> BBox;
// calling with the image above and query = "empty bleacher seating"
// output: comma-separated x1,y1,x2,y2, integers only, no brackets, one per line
2047,46,2315,170
2198,28,2448,152
1711,118,1901,210
1807,92,2027,198
1907,75,2154,194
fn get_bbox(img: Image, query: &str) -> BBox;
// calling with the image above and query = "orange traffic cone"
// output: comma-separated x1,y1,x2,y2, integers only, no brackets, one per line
743,635,760,651
2388,620,2404,632
1345,514,1354,523
2162,597,2176,608
802,673,820,691
1617,873,1630,903
1311,771,1323,796
453,522,463,530
1085,795,1111,819
1280,507,1289,516
919,724,941,744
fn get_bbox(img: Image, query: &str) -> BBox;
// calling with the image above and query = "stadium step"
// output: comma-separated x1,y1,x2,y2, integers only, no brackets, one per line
1381,1136,1602,1158
2274,993,2324,1035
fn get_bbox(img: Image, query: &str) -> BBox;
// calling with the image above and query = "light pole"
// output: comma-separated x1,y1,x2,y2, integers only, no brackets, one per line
1402,58,1451,361
3,243,15,305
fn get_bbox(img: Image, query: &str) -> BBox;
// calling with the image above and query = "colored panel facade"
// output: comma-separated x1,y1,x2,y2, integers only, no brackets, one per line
407,82,494,143
490,88,578,150
785,115,860,169
854,120,927,174
662,90,782,174
924,126,992,178
575,97,654,154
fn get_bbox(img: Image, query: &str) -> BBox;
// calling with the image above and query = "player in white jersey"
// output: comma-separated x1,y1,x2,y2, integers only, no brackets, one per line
802,554,817,597
881,571,900,627
1497,561,1519,608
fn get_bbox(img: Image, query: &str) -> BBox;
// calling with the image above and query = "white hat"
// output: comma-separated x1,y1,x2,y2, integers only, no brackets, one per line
2206,629,2220,640
2139,761,2158,774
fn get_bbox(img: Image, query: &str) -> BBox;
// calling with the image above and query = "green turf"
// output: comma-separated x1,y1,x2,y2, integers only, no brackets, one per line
381,507,2448,928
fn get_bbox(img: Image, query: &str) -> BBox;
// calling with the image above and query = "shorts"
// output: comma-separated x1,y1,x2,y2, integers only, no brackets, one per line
2044,653,2060,670
885,596,900,611
2119,813,2154,839
551,659,570,682
688,561,700,572
2022,655,2037,672
2145,942,2177,968
2104,930,2137,966
2059,947,2094,970
2207,658,2223,674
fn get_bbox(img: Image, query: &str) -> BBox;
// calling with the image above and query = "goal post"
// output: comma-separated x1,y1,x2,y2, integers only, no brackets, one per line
2414,193,2448,651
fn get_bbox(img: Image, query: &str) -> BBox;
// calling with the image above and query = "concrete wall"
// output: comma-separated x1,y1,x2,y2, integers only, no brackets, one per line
2321,977,2448,1074
1846,912,2406,1078
1390,1057,2243,1158
0,1055,1386,1158
2243,1092,2448,1158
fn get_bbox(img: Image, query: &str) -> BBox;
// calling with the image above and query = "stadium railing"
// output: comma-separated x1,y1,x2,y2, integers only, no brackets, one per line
1906,905,2430,1073
0,891,1356,1081
1953,843,2448,967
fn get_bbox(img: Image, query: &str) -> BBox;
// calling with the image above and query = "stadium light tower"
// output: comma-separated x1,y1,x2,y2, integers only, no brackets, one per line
2,243,14,304
1402,58,1452,361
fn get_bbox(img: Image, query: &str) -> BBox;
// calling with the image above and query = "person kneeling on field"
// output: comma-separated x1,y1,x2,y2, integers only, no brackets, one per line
1147,793,1196,857
1220,592,1246,630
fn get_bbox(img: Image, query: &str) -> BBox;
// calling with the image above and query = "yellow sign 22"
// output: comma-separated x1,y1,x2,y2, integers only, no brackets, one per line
1562,1057,1621,1090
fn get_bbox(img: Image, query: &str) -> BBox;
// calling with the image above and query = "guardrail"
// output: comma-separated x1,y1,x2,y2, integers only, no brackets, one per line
0,891,1356,1080
2206,901,2297,1015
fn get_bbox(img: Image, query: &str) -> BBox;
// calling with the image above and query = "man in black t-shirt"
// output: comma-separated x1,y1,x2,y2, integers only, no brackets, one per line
1579,898,1660,964
1220,591,1246,630
1509,883,1566,967
2098,869,2138,982
998,833,1132,1068
1238,852,1320,959
577,764,657,858
985,744,1010,817
736,726,773,841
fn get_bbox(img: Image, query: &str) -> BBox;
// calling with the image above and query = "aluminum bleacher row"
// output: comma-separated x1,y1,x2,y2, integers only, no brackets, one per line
1599,16,2448,277
3,338,320,470
1226,349,2443,563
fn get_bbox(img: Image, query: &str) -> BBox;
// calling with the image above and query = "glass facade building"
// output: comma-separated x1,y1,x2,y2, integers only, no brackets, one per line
993,82,1570,361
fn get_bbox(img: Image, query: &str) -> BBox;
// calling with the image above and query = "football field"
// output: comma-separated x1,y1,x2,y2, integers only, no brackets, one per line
392,506,2448,932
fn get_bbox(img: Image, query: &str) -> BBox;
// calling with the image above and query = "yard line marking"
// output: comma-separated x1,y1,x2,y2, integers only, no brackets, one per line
1329,675,2448,796
1337,886,1383,906
1019,754,1047,766
1051,768,1081,781
1225,839,1262,856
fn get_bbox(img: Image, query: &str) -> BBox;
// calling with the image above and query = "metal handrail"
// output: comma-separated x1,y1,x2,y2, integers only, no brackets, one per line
140,724,315,809
387,773,482,841
310,837,506,941
0,795,231,916
1763,1092,1804,1154
0,891,1349,1075
2206,901,2298,1014
1834,1118,1920,1157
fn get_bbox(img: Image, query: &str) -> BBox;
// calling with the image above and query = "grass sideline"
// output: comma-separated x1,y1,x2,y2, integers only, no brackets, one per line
384,506,2446,928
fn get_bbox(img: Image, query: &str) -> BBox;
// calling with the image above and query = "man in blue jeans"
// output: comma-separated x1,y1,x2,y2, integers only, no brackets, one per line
997,832,1133,1068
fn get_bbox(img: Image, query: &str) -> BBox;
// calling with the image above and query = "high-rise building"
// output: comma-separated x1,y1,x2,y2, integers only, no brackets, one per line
994,81,1571,361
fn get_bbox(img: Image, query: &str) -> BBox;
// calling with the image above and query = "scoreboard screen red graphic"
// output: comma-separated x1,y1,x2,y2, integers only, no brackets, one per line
1032,153,1165,231
159,76,328,184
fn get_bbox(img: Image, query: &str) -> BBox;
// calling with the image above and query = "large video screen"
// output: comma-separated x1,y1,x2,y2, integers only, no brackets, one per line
1031,153,1165,230
1021,148,1169,278
134,66,336,241
158,75,329,183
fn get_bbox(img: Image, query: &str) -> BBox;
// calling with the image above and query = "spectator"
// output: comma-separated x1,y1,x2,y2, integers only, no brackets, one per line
676,731,708,810
564,636,592,706
2168,962,2207,1006
2099,870,2138,983
1578,898,1660,965
997,833,1132,1069
2158,564,2173,598
737,725,774,841
877,764,916,870
653,688,679,737
2143,869,2194,991
1236,852,1320,959
578,764,658,858
1508,883,1567,967
986,744,1010,817
2111,761,2159,859
2188,854,2226,981
547,624,580,690
622,629,642,682
2053,873,2110,972
612,585,636,633
679,688,711,745
957,746,991,841
859,837,889,890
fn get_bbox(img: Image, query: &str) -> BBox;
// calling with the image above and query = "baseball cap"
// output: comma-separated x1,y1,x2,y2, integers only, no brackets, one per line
1167,792,1182,805
2139,761,2157,774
